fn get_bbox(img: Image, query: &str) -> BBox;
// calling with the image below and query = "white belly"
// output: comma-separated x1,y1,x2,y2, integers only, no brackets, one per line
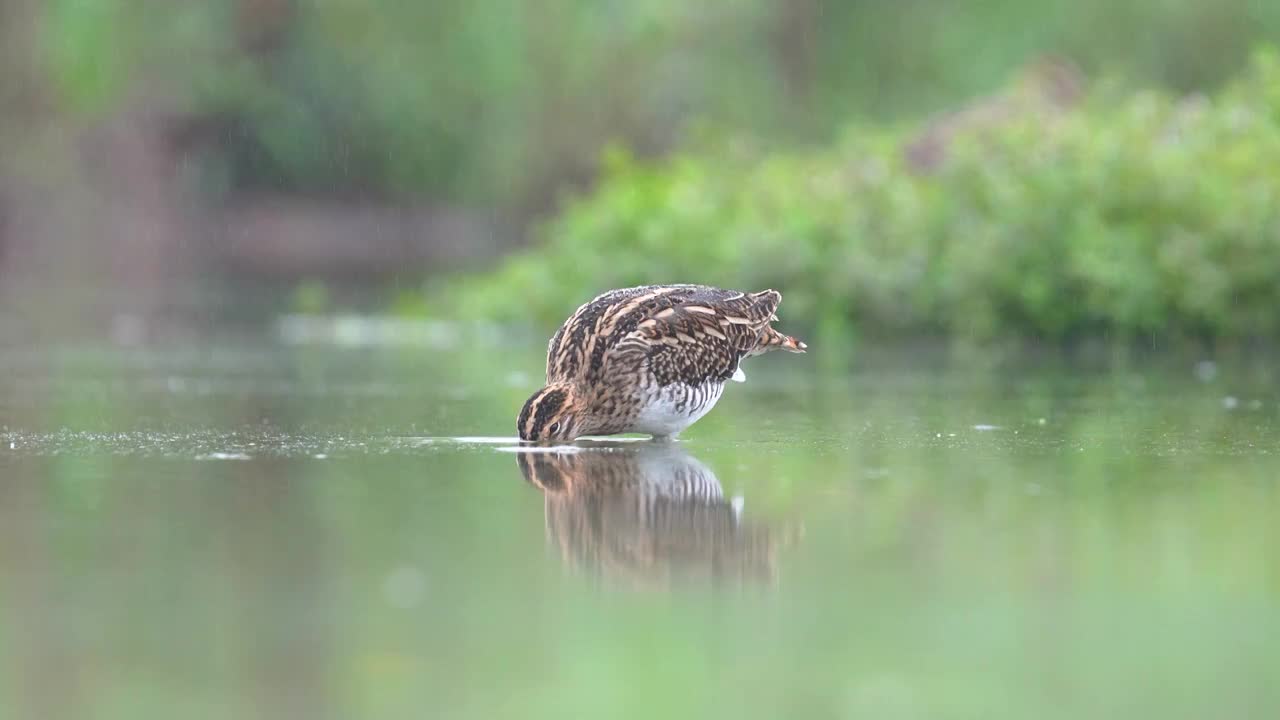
631,382,726,437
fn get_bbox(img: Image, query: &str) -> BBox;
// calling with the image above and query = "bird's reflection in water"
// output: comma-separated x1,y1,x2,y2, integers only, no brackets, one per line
516,443,781,589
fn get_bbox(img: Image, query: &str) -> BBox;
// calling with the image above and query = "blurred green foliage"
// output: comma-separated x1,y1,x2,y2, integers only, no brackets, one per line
444,51,1280,346
33,0,1280,211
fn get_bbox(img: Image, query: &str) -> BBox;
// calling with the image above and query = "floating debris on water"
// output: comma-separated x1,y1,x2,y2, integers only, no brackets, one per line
1223,396,1240,410
972,424,1001,431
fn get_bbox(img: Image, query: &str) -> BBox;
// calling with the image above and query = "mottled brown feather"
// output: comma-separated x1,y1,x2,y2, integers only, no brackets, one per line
597,286,790,387
526,284,805,441
547,285,689,382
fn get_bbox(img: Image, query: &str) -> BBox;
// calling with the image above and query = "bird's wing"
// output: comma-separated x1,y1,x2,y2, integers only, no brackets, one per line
604,289,781,387
545,285,705,382
544,286,677,381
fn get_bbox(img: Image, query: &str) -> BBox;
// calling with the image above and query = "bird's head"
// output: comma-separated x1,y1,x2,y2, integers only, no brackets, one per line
517,383,586,443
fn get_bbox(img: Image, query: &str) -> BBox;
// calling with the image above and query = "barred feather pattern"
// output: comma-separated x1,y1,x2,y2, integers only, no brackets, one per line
521,284,805,441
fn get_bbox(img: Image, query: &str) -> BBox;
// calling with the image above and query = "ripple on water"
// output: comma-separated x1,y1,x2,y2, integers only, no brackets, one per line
0,429,412,460
411,436,521,445
412,436,655,453
0,430,638,460
495,445,581,454
193,452,253,461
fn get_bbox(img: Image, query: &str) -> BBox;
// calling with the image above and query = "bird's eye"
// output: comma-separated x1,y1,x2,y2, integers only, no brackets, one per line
547,422,561,436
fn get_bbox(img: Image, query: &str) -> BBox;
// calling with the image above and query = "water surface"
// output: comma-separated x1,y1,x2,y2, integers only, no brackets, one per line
1,333,1276,719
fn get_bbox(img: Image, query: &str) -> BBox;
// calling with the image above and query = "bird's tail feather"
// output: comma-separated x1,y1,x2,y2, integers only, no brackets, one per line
759,327,807,353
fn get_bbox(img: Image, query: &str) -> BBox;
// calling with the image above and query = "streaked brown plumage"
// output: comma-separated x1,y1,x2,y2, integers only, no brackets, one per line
517,284,806,442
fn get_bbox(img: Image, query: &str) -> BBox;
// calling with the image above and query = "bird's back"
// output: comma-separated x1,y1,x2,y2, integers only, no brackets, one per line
544,284,782,385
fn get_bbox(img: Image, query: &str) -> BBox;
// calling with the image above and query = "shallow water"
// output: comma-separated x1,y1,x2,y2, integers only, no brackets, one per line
1,334,1277,719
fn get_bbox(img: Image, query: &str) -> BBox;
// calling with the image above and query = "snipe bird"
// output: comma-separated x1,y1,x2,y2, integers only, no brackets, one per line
517,284,806,442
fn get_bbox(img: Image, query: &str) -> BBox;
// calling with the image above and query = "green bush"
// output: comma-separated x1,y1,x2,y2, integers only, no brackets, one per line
443,51,1280,346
